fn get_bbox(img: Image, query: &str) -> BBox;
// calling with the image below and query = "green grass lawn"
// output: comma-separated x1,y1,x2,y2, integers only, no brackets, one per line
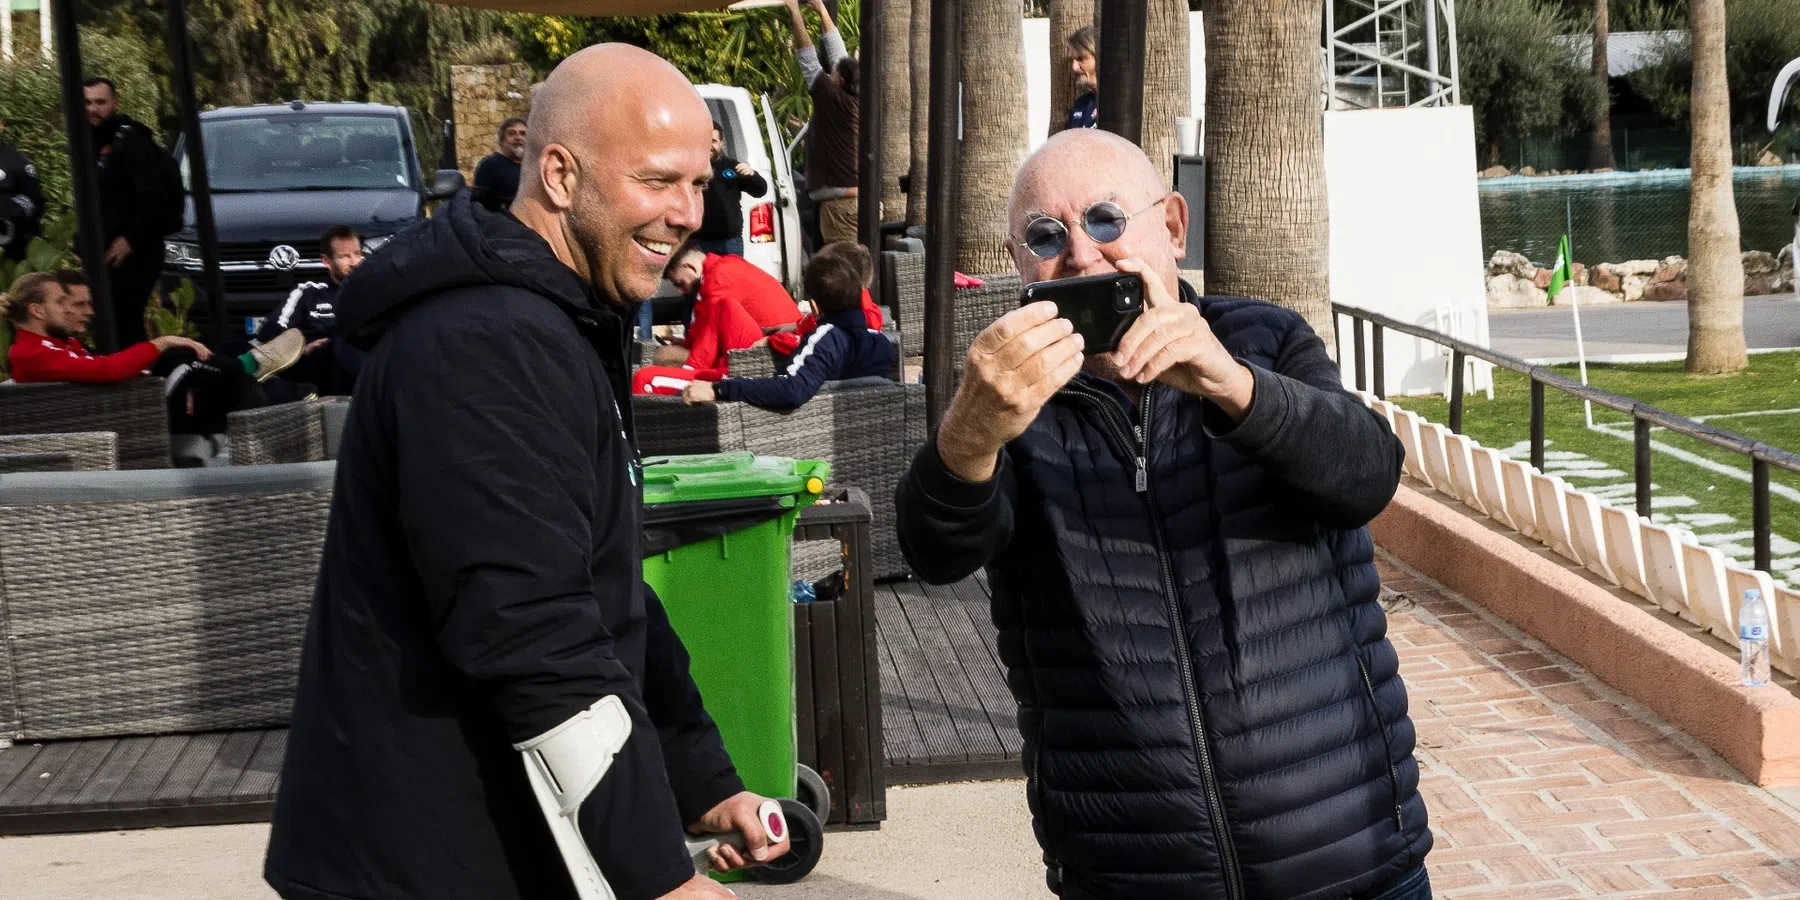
1390,351,1800,574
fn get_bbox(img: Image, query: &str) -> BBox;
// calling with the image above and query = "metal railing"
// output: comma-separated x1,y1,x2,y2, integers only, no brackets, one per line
1333,303,1800,574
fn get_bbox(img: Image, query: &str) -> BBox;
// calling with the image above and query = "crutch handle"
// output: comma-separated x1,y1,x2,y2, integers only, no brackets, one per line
686,799,789,872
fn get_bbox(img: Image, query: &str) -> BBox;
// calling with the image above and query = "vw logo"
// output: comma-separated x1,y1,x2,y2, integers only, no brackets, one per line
267,244,301,270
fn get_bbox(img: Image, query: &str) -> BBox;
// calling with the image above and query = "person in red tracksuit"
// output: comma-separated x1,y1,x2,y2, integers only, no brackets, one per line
5,269,304,433
631,243,791,396
664,243,802,333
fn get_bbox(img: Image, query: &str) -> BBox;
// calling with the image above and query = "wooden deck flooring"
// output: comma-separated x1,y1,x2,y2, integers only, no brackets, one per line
0,575,1019,834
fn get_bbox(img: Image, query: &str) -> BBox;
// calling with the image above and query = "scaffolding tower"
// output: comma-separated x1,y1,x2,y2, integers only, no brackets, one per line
1325,0,1460,110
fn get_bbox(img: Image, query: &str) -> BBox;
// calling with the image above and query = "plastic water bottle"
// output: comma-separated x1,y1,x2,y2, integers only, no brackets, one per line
1739,589,1771,687
791,579,816,605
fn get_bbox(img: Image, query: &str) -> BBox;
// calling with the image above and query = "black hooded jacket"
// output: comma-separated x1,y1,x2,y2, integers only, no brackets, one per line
265,193,743,900
897,285,1430,899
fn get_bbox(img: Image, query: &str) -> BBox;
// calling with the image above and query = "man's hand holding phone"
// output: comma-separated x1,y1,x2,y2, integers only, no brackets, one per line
1107,259,1255,420
937,302,1085,483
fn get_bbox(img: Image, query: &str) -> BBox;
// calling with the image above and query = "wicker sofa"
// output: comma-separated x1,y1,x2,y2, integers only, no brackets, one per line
0,378,171,469
635,377,927,580
0,461,335,741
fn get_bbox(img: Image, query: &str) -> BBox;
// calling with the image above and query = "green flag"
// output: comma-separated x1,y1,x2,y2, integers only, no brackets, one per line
1547,234,1573,301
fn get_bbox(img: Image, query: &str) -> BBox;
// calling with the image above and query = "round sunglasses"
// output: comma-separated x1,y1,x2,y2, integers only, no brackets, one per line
1018,197,1168,259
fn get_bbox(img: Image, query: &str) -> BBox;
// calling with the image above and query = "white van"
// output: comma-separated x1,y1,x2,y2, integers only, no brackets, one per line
695,84,806,294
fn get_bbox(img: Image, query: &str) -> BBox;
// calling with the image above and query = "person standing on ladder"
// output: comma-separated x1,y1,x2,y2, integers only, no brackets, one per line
779,0,860,247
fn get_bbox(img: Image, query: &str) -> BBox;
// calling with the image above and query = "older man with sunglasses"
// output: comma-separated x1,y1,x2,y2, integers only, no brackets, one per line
895,128,1430,900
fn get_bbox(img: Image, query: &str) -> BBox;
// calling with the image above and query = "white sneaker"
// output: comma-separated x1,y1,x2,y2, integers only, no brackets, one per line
248,328,306,382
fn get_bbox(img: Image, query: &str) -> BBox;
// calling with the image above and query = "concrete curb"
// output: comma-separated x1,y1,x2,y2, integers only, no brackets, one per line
1371,481,1800,787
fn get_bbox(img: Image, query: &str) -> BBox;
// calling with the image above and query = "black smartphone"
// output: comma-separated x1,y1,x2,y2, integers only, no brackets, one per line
1020,272,1145,354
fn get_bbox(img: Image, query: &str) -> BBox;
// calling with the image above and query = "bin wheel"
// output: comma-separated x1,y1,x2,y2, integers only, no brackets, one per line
749,799,823,884
795,763,831,822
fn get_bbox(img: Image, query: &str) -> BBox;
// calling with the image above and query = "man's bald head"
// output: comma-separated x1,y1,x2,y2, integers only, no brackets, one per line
1006,128,1188,292
514,44,713,307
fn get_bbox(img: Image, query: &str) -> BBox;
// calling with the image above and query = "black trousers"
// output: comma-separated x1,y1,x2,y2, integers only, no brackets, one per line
108,244,162,348
149,345,286,436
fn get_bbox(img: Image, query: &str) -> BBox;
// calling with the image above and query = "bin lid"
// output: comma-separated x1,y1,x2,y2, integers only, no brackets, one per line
641,452,830,506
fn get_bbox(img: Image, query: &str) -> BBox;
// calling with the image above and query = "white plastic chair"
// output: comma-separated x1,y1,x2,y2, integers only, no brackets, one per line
1639,522,1693,618
1418,423,1456,498
1681,541,1736,638
1501,459,1540,540
1434,304,1496,402
1564,490,1617,585
1442,433,1482,512
1770,585,1800,678
1599,505,1650,600
1530,472,1581,564
1390,408,1431,484
1471,447,1511,527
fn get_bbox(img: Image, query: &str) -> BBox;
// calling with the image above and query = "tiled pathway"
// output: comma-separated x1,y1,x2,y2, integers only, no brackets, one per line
1381,551,1800,898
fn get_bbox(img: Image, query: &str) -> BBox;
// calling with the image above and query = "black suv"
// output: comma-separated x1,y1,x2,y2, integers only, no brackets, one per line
163,101,463,335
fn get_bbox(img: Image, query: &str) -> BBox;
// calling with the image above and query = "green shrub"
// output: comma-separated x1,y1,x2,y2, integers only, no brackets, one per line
1458,0,1595,166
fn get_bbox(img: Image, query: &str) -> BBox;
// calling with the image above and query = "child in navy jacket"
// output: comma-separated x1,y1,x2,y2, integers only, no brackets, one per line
682,242,892,412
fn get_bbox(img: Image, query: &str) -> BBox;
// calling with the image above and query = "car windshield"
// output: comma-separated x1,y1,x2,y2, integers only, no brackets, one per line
183,114,414,193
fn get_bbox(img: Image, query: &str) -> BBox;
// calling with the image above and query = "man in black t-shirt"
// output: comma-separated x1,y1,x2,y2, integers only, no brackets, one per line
471,117,526,211
694,122,767,258
87,77,176,347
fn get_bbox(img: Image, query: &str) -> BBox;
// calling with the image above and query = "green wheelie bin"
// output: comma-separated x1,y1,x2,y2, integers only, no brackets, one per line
641,452,831,885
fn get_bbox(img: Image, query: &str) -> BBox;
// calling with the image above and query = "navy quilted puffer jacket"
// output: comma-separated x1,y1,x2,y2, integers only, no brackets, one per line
897,285,1430,899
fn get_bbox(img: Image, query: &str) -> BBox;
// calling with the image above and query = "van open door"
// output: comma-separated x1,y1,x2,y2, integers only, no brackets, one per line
760,93,805,294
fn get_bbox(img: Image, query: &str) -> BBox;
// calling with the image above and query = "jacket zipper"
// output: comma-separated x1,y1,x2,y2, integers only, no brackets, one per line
1065,381,1243,900
1355,654,1406,831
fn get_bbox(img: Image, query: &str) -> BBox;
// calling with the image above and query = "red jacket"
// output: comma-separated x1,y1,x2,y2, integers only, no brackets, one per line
683,292,765,373
702,253,801,330
7,328,160,384
768,290,883,357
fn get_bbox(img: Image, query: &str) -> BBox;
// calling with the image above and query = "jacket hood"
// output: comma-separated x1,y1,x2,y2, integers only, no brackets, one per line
335,192,603,349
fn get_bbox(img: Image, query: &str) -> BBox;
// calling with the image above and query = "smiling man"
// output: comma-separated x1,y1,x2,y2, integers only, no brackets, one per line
266,45,780,900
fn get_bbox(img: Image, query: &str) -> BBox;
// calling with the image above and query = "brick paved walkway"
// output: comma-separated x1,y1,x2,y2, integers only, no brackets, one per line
1378,551,1800,898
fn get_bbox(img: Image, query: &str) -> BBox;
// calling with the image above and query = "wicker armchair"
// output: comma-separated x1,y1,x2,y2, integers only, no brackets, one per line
634,377,926,579
0,378,170,469
0,461,336,739
0,451,75,473
0,432,119,471
951,274,1023,375
727,346,779,379
229,397,351,466
882,249,926,337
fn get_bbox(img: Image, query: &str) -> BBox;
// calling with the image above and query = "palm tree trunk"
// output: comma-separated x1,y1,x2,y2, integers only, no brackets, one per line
1204,0,1334,341
954,0,1027,275
1589,0,1616,170
1685,0,1746,374
906,0,931,227
880,0,912,223
1141,0,1191,189
1047,0,1094,137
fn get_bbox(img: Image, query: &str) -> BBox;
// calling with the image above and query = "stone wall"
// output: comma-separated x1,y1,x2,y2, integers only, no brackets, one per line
450,64,534,181
1486,244,1796,309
